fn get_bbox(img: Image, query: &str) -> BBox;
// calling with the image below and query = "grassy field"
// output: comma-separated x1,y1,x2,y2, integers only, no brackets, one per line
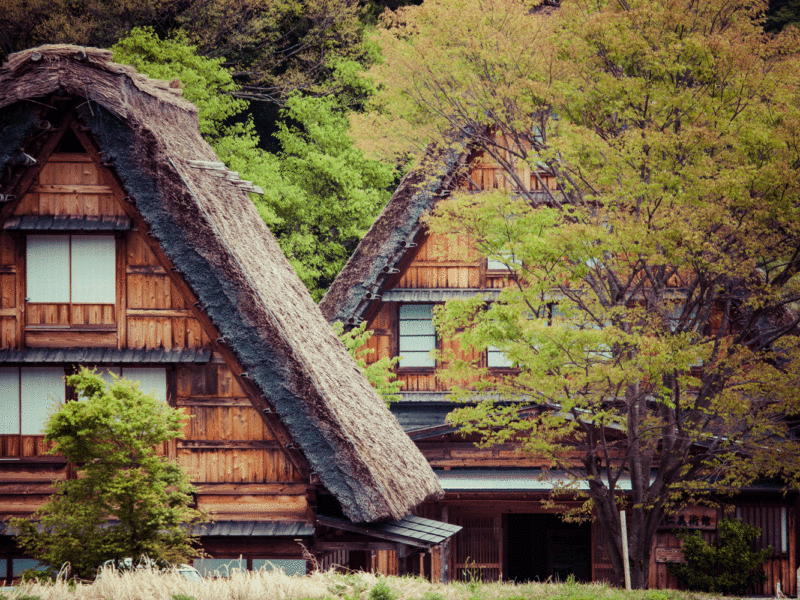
0,567,728,600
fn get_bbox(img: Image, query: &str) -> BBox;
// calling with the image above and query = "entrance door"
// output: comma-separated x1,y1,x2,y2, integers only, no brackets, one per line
505,514,591,583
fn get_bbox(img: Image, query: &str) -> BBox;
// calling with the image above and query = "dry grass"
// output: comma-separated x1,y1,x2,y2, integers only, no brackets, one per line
2,568,727,600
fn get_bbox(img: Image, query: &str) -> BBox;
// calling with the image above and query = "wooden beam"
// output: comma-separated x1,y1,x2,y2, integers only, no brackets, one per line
316,541,402,552
177,439,283,450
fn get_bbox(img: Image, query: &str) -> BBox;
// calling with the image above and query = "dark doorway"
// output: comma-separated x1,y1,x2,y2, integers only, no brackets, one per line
505,514,591,583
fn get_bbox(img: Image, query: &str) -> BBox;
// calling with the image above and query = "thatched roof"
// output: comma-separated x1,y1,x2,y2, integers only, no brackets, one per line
320,144,467,324
0,45,442,523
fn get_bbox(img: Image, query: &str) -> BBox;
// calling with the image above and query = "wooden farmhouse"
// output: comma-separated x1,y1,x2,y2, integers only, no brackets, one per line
0,45,461,584
319,142,799,592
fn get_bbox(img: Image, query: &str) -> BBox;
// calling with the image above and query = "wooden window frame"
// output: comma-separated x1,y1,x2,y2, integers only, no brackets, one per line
397,303,438,370
25,233,117,332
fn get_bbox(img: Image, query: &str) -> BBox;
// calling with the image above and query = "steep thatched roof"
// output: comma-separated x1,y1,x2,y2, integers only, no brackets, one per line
320,144,468,325
0,45,442,523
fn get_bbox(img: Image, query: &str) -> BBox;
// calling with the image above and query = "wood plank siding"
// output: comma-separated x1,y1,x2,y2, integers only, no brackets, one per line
0,152,308,524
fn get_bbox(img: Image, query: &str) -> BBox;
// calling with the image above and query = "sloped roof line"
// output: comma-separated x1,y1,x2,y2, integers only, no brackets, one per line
166,155,395,507
319,141,470,325
0,44,443,523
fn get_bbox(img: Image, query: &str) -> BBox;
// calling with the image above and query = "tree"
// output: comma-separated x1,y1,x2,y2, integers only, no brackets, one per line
113,29,395,299
265,94,396,299
669,519,773,595
11,368,201,580
360,0,800,588
334,321,403,403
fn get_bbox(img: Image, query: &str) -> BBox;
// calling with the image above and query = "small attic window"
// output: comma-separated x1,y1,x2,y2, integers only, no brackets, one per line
53,129,86,154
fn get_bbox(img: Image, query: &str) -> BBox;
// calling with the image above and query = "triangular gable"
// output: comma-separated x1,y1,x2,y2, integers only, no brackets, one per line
0,45,442,523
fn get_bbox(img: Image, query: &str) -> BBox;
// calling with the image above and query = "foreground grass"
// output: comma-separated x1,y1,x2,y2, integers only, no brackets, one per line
1,568,728,600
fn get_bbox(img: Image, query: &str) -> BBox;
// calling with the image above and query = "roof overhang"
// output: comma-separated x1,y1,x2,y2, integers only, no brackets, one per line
0,347,212,364
316,515,461,549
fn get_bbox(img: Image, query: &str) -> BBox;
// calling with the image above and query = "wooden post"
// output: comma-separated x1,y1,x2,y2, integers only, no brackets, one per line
620,510,631,590
440,504,451,583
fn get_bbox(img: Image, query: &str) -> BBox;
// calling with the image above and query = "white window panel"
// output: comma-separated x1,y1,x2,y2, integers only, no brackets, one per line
27,236,70,302
487,346,514,368
20,368,64,435
194,558,243,577
122,368,166,402
71,236,116,303
399,352,436,367
0,367,20,434
399,304,435,368
12,558,41,577
399,304,435,320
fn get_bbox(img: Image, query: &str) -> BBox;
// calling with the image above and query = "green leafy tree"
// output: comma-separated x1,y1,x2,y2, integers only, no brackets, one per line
265,94,395,299
113,29,394,299
362,0,800,588
669,519,773,595
112,27,279,228
11,368,201,580
334,321,403,403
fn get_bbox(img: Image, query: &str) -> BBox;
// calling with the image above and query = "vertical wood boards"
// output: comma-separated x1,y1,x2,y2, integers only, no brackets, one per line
1,150,310,523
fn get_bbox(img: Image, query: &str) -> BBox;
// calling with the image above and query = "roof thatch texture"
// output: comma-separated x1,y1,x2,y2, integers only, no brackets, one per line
0,45,442,523
319,145,467,324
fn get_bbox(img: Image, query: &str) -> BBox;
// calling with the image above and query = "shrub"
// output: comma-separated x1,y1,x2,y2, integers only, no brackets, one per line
369,578,396,600
668,518,773,595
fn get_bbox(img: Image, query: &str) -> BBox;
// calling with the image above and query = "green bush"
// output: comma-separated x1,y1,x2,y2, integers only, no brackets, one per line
369,578,396,600
668,518,773,595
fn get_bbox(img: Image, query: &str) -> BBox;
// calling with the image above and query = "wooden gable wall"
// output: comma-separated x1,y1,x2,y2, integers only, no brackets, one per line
0,136,310,524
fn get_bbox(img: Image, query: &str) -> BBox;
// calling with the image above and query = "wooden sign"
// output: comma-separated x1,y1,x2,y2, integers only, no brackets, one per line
658,506,716,530
655,547,684,563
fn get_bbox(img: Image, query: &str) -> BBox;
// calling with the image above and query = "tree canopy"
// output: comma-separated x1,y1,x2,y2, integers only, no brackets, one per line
11,369,201,579
361,0,800,588
112,29,395,300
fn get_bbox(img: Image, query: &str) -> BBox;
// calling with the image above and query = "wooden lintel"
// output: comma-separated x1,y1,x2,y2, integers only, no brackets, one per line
126,309,193,318
316,541,402,552
31,184,113,194
194,482,312,495
68,119,312,481
177,439,283,450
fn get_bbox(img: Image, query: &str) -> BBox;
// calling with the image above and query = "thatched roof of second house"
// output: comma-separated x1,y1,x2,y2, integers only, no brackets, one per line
0,44,443,523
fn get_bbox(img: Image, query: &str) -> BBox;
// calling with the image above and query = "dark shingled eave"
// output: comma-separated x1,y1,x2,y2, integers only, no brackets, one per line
319,142,470,326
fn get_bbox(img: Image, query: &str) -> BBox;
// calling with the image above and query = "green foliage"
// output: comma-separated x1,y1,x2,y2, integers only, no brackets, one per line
669,519,773,595
111,28,279,227
11,368,202,580
263,94,395,299
333,321,402,403
111,30,393,299
368,578,396,600
418,591,445,600
365,0,800,589
172,595,198,600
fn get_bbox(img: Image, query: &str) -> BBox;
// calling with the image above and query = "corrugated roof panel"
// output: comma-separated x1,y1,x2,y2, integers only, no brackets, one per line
193,520,312,537
381,288,501,303
4,215,132,231
0,347,211,364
